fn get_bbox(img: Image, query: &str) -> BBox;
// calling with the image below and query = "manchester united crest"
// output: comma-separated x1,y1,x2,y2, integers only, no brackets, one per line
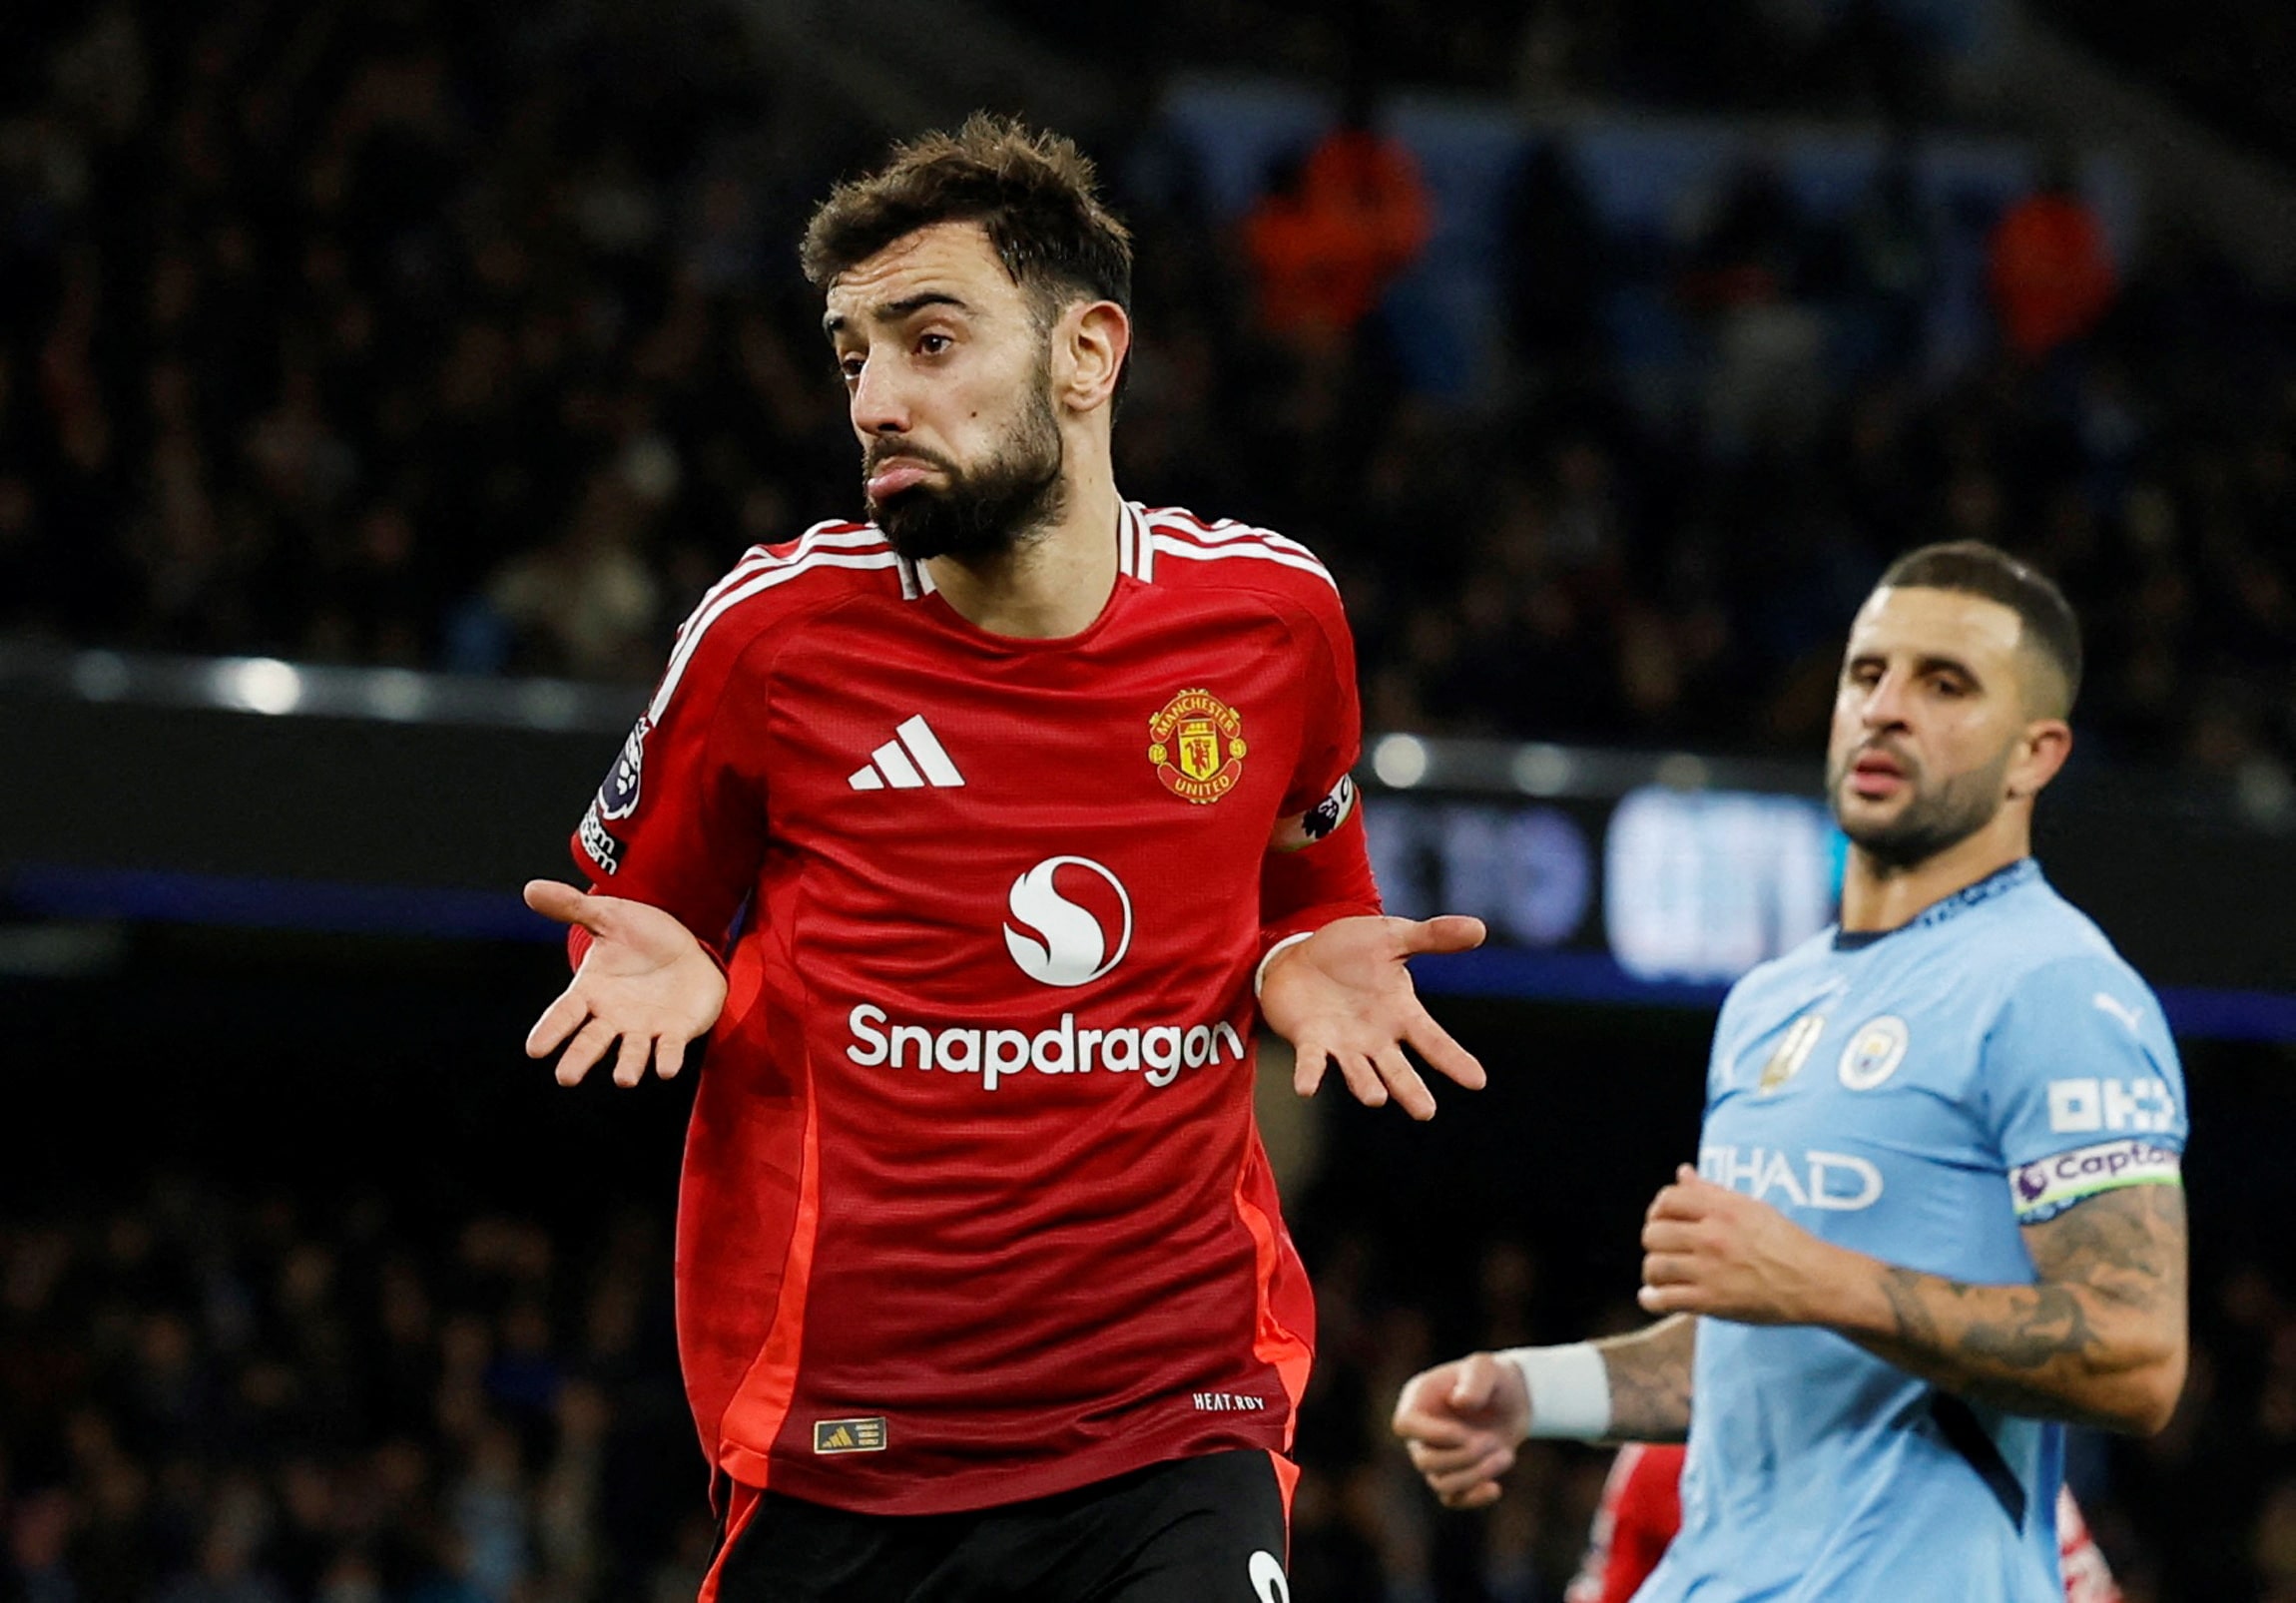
1147,689,1247,804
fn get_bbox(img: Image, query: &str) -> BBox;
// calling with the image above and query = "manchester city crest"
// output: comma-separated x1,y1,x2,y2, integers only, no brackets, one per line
1838,1015,1910,1091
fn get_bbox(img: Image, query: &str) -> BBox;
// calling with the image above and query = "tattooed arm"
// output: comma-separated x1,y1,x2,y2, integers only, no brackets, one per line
1594,1314,1697,1441
1833,1184,2187,1433
1638,1167,2188,1435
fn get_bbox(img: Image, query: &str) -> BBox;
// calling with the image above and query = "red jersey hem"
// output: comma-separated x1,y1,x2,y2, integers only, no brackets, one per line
715,1423,1293,1517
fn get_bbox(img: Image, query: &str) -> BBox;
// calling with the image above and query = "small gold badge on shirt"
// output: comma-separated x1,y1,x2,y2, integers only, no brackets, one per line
813,1416,888,1454
1757,1012,1827,1094
1147,689,1246,803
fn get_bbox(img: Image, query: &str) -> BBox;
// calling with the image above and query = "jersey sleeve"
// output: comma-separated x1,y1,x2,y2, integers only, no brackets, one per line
566,608,774,962
1981,954,2188,1227
1258,584,1381,950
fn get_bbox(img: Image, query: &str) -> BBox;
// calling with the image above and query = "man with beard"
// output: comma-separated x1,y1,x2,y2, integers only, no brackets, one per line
520,116,1488,1602
1394,542,2189,1602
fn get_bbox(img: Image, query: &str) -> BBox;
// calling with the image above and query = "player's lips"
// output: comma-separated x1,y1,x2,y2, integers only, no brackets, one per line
1847,749,1910,800
865,459,937,500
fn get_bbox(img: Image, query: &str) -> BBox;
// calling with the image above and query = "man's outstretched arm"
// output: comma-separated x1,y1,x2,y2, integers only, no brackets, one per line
1391,1316,1696,1509
1639,1169,2187,1434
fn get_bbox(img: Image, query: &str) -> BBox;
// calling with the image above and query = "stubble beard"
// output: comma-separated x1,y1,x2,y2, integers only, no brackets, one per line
1826,741,2014,872
864,376,1068,565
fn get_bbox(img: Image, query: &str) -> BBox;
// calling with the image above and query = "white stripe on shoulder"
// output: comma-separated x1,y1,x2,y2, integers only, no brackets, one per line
677,523,883,640
651,541,896,721
1139,508,1322,563
1144,533,1338,591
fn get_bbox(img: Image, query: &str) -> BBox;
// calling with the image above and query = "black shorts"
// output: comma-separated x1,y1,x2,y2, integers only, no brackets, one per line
701,1449,1294,1603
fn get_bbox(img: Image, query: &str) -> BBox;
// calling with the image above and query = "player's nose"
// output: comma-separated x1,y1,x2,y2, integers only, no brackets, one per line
1859,667,1916,728
850,358,912,437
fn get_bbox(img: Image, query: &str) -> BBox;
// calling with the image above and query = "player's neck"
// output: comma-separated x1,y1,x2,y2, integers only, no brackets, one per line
1839,808,2034,933
922,454,1122,640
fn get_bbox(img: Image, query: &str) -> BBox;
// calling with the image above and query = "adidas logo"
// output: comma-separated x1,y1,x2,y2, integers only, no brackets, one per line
849,716,965,791
813,1415,888,1454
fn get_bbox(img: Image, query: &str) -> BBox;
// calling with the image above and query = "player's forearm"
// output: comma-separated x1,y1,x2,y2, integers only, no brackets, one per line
1593,1315,1696,1442
1815,1239,2185,1434
1259,803,1381,944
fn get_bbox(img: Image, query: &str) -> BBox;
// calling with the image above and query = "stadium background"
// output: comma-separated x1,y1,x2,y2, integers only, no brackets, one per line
5,0,2294,1598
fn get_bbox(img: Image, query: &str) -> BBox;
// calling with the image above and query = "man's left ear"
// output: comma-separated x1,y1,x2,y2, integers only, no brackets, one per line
1059,300,1130,412
2009,720,2073,800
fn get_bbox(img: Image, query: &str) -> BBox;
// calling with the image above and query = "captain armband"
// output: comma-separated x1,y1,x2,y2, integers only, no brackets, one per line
2009,1139,2182,1226
1498,1342,1613,1440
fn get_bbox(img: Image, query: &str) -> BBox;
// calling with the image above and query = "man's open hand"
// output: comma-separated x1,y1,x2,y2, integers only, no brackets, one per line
522,880,729,1087
1259,914,1486,1119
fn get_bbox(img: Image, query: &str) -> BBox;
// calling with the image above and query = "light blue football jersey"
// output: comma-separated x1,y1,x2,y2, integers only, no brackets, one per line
1634,858,2187,1603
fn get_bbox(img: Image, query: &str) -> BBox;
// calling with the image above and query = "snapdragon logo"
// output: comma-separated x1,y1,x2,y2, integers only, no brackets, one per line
1003,856,1132,987
846,1005,1245,1092
846,852,1241,1092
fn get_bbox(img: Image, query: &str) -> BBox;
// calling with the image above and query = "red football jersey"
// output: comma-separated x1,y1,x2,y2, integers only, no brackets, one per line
1565,1444,1685,1603
1566,1443,2121,1603
568,502,1380,1514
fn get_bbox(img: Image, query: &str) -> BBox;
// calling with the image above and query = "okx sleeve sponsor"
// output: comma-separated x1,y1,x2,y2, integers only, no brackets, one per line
1983,954,2189,1225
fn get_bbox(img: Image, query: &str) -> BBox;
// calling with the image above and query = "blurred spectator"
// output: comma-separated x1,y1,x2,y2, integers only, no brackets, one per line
1682,161,1830,452
1843,152,1938,376
1988,160,2118,362
1242,90,1432,352
1499,143,1607,376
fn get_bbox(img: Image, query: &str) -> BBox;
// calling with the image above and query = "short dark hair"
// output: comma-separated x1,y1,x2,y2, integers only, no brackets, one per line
800,114,1133,325
1876,540,2082,715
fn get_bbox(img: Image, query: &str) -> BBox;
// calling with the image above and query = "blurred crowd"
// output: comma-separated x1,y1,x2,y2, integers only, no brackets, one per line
0,1187,712,1603
3,0,2292,782
2039,0,2296,170
1017,0,1952,119
7,1176,2296,1603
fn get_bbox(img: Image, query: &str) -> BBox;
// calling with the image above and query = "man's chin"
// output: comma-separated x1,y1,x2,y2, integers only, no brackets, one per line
870,494,953,562
1842,810,1991,873
1831,789,1902,835
1835,803,1934,868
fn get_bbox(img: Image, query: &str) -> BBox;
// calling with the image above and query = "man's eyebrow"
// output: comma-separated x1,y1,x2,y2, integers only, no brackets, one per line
1844,650,1984,684
1916,653,1981,683
822,290,974,338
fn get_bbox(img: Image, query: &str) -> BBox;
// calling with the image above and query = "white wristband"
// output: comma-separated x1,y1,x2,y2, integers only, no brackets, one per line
1254,931,1315,997
1499,1342,1612,1439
